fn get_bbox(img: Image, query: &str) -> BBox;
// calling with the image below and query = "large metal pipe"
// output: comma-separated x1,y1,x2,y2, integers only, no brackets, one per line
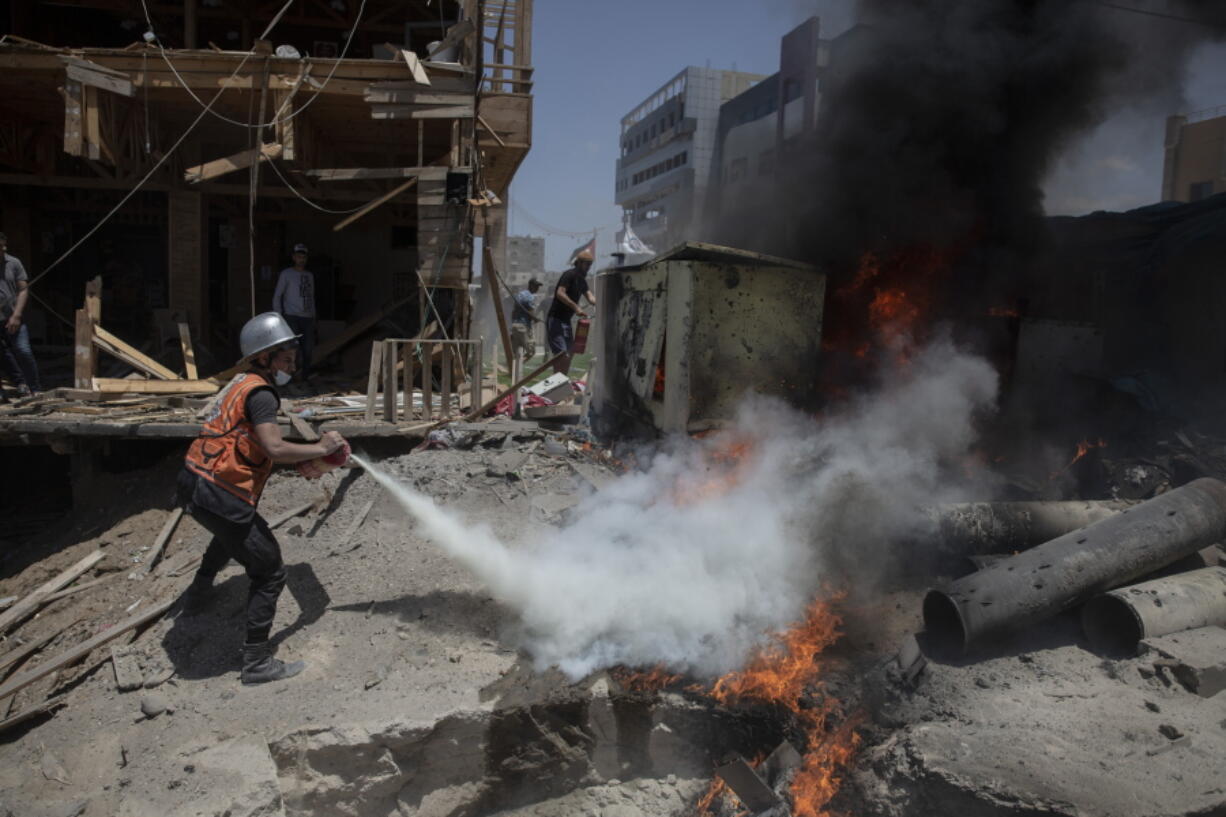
926,500,1134,555
1081,566,1226,655
923,478,1226,655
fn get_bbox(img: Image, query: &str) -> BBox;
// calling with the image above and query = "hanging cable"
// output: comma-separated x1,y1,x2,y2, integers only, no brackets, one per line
265,159,368,214
138,0,369,129
25,5,291,290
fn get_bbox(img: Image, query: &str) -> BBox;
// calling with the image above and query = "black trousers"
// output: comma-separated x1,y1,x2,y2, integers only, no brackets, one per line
182,492,287,644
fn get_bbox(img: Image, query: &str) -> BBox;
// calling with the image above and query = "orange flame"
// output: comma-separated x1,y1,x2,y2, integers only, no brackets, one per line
708,597,861,817
671,432,756,506
1050,437,1107,480
609,664,685,693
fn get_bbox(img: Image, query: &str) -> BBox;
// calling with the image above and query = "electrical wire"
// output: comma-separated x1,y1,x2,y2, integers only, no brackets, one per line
1093,0,1226,25
265,159,368,214
509,201,618,239
26,7,288,290
137,0,369,130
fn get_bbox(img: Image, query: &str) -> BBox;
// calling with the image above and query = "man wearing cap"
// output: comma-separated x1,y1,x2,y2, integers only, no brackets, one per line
546,250,597,374
0,232,41,398
272,244,316,378
177,312,347,685
509,277,542,364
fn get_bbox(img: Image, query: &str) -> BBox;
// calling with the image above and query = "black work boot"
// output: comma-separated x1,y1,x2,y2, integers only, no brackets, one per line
179,575,215,616
241,640,305,686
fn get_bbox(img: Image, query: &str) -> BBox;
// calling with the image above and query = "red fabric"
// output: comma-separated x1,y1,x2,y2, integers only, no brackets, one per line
492,391,551,417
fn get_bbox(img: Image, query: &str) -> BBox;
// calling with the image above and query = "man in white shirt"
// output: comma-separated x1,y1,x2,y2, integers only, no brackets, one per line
272,243,316,377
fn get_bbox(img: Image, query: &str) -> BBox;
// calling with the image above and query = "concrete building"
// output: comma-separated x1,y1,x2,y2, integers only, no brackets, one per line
1162,107,1226,202
709,18,832,230
614,67,764,252
505,235,546,288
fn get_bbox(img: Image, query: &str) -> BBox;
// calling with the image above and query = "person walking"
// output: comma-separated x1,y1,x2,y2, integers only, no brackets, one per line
510,277,543,363
0,232,41,397
272,243,316,378
545,248,597,374
177,312,347,685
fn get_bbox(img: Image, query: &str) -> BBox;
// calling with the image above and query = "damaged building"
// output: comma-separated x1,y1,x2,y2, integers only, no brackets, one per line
1,3,1226,817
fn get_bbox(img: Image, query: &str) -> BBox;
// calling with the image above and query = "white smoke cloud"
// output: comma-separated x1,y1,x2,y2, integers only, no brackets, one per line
357,337,997,679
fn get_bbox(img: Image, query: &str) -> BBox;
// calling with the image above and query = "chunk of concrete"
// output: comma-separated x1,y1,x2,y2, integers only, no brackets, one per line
713,755,780,812
111,647,143,692
1141,626,1226,698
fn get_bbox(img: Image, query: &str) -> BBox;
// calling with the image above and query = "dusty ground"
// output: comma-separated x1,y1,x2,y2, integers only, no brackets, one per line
0,420,1223,817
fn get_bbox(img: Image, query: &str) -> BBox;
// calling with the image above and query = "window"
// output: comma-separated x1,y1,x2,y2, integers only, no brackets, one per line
680,151,687,165
783,78,802,104
1190,180,1214,201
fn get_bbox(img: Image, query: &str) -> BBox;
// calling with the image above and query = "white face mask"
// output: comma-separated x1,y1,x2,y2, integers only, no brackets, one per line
273,369,292,386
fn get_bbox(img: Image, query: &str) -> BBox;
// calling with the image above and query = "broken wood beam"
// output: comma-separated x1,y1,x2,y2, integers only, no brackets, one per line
93,325,180,380
0,695,67,735
73,308,95,389
178,322,198,379
401,48,431,85
713,755,781,813
337,498,375,550
0,619,82,677
0,550,105,636
365,341,383,422
268,500,316,530
61,56,135,97
305,166,457,182
370,104,474,120
463,353,563,421
93,378,219,395
483,246,515,376
139,507,184,577
41,577,112,605
184,142,282,184
477,113,507,148
332,178,418,231
0,599,175,705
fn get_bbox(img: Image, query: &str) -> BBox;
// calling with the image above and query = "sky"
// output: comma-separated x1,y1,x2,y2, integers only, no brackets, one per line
509,0,1226,272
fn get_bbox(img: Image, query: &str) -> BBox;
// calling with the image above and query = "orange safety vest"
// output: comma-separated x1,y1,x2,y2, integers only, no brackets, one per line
184,373,278,506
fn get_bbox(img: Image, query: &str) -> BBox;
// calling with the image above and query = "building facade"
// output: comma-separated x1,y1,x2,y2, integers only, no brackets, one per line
1162,108,1226,202
614,67,764,253
709,18,831,233
506,235,546,288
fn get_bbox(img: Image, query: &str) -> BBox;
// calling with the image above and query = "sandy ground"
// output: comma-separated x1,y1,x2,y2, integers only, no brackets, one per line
0,423,1224,817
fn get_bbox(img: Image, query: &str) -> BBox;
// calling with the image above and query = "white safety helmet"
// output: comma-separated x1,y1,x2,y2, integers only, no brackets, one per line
239,312,300,361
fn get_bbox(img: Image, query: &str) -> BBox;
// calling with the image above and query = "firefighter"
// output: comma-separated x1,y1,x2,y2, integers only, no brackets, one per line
176,312,347,685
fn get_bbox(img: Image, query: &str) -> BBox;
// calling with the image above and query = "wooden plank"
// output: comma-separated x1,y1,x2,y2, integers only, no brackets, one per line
73,308,95,389
364,89,468,105
333,177,418,232
85,276,102,323
139,507,183,577
62,79,83,156
463,353,563,421
382,340,397,422
93,378,219,395
288,412,319,442
483,246,515,375
306,166,455,181
401,49,431,85
0,620,81,677
337,498,375,550
177,323,198,379
370,104,474,120
62,56,134,97
41,577,112,605
268,500,315,530
421,342,433,421
0,599,175,704
83,85,103,161
93,325,180,380
477,113,507,148
184,142,282,183
364,341,383,422
314,296,412,362
401,342,412,423
440,344,452,418
0,550,105,637
0,695,68,735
